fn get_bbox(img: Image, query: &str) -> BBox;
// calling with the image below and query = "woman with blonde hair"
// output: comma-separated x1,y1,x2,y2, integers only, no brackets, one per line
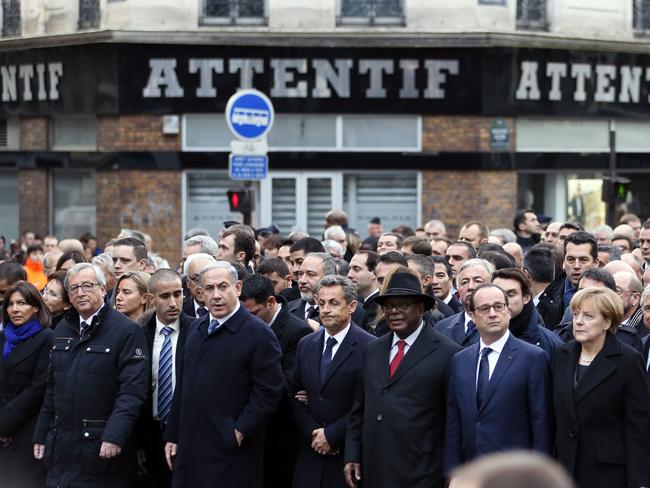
114,271,151,322
552,287,649,488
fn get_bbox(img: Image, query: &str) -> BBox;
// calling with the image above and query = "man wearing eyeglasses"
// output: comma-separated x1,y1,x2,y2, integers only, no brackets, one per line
181,253,215,318
444,283,552,480
344,270,460,488
33,262,148,487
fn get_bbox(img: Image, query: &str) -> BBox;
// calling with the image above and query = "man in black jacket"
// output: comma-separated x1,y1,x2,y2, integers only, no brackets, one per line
240,273,313,488
138,268,193,488
33,262,148,488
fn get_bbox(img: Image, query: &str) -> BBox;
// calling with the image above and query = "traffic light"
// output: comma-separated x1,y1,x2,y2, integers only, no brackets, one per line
601,177,630,203
227,188,253,213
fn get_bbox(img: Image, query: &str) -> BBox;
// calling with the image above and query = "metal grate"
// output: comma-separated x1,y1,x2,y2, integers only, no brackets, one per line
339,0,403,24
78,0,100,29
2,0,20,37
516,0,547,30
633,0,650,32
204,0,265,22
0,119,7,147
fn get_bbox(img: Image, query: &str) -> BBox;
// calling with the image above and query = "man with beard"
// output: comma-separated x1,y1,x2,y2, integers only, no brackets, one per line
613,271,646,338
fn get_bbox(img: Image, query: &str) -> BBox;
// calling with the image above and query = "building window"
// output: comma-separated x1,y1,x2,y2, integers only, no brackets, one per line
201,0,266,25
51,170,96,239
51,116,97,150
2,0,21,37
633,0,650,33
338,0,404,25
78,0,100,29
516,0,547,30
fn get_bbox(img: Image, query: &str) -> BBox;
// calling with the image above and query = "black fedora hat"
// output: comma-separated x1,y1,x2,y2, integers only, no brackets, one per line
372,272,436,310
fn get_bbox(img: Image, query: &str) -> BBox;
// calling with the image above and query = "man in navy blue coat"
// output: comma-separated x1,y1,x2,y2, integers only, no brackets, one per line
291,275,374,488
444,283,552,478
164,261,284,488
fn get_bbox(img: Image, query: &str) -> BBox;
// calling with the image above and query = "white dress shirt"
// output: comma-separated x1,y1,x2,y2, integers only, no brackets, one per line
79,305,104,334
152,317,180,418
476,330,510,384
443,292,454,305
389,321,424,363
268,304,283,327
322,323,351,359
464,312,474,334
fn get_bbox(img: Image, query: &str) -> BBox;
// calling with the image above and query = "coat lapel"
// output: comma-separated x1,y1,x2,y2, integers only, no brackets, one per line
320,326,357,392
478,334,517,413
387,325,439,385
557,342,579,423
574,334,620,404
308,330,325,390
2,328,46,371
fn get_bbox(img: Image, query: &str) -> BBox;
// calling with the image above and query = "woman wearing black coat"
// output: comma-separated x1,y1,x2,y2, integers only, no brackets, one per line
0,280,53,488
553,287,650,488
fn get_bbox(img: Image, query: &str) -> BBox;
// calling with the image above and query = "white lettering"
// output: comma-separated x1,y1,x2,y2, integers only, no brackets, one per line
594,65,617,102
142,59,184,98
18,64,34,101
189,59,224,98
36,63,46,101
546,62,567,101
359,60,394,98
515,61,541,100
270,59,308,98
399,59,419,98
424,60,459,99
619,66,641,103
312,59,352,98
48,62,63,100
228,58,264,89
571,64,591,102
1,66,16,102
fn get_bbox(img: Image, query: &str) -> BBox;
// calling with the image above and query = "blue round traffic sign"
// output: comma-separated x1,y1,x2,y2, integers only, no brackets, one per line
225,89,275,141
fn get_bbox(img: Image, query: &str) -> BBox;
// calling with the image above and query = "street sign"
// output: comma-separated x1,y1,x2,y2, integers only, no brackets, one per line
225,89,275,141
229,154,268,180
230,138,268,155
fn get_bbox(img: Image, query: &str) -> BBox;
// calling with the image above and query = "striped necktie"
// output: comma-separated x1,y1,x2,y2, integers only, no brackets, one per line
157,326,174,425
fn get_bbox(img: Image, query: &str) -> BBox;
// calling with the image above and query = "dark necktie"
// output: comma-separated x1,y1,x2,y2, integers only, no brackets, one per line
320,337,338,385
476,347,492,409
197,306,208,317
157,326,174,425
390,340,406,377
80,320,90,335
466,319,476,337
208,319,220,335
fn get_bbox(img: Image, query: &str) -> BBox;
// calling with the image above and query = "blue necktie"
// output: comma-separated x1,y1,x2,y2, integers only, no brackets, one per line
476,347,492,410
197,306,208,317
466,319,476,336
320,337,338,385
157,326,174,425
80,321,90,335
208,319,220,335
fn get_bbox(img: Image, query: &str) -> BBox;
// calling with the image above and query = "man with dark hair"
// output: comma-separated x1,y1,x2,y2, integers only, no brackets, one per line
541,231,598,330
219,224,256,268
431,256,463,314
406,255,455,318
612,234,634,254
240,274,312,488
639,219,650,264
289,238,326,281
347,251,381,334
598,244,622,267
292,275,374,487
445,241,477,282
139,269,193,488
522,247,562,329
256,257,297,298
557,222,581,242
401,236,432,257
445,283,552,475
112,237,148,279
289,252,337,322
513,209,541,252
0,261,27,310
344,271,460,488
459,221,490,250
492,268,562,360
374,251,408,287
377,233,403,255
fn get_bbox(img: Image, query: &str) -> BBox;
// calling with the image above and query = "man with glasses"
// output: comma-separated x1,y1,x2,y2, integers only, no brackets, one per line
33,262,148,487
344,270,460,488
444,283,552,479
181,253,215,318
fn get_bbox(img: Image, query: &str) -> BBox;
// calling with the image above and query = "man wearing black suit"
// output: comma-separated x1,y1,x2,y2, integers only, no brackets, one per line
256,257,300,302
640,285,650,386
431,256,464,314
164,261,284,488
240,273,313,488
289,252,338,321
291,275,374,488
434,259,495,348
347,251,381,335
344,270,461,488
138,269,192,488
181,253,215,318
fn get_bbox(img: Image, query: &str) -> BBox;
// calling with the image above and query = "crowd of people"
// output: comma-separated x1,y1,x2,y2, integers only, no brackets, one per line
1,208,650,488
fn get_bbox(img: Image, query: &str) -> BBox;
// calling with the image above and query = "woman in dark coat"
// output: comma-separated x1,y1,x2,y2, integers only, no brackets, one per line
553,287,649,488
42,270,71,329
0,280,53,488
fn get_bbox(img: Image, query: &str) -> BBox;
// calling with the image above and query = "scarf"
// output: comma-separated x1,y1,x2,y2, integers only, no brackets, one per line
3,318,43,358
509,300,535,339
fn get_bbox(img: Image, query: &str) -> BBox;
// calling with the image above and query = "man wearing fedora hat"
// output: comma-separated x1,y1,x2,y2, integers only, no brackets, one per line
344,269,460,488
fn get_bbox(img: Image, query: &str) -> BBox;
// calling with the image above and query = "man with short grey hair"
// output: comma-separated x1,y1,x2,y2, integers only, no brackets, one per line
289,252,337,321
182,253,216,318
183,235,218,259
291,274,374,487
34,262,148,487
164,260,283,488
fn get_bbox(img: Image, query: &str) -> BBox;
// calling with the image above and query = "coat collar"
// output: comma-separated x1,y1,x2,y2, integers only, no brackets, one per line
384,324,441,386
318,323,360,392
573,333,621,404
0,328,48,372
477,333,518,413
